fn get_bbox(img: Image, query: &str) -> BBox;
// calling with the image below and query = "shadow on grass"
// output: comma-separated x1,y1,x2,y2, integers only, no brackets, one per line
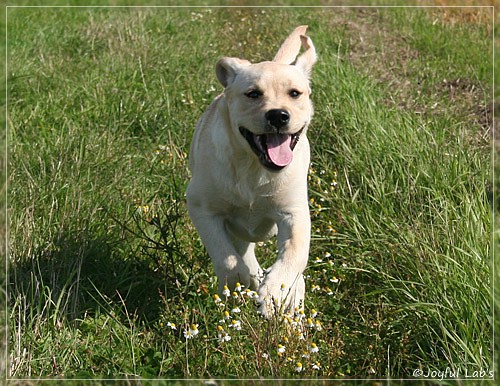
10,212,199,325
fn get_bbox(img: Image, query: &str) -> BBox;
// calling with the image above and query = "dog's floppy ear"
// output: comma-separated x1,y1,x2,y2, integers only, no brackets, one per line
295,35,317,78
273,25,308,64
216,57,251,87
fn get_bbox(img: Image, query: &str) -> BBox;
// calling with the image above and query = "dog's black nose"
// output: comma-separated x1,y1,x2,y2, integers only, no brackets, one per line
265,109,290,130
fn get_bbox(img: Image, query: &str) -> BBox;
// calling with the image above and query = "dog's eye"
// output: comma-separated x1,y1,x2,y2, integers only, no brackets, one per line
289,89,302,98
245,90,262,99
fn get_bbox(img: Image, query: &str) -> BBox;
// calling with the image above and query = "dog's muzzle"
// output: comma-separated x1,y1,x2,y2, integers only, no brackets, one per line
239,126,302,171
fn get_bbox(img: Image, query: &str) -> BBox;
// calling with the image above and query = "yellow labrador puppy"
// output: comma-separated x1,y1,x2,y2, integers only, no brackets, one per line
187,26,316,317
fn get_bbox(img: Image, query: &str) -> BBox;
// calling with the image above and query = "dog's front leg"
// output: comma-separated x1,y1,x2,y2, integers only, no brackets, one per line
188,208,263,294
258,209,310,317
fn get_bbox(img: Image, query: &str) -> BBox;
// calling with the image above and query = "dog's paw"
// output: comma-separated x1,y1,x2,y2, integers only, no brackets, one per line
256,283,286,318
257,272,305,318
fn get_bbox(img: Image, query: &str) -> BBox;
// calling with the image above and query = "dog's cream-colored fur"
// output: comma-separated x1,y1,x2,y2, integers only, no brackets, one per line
187,26,317,317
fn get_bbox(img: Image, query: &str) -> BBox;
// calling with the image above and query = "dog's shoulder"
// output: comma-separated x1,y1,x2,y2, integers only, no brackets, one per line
194,93,228,133
189,93,229,171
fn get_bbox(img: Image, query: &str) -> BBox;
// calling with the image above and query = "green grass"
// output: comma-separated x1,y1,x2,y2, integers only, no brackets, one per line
7,6,493,382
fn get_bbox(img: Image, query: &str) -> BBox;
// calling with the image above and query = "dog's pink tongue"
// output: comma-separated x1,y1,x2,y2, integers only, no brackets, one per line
266,134,293,167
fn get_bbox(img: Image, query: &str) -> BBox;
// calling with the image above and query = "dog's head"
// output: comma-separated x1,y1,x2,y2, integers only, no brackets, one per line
216,26,317,171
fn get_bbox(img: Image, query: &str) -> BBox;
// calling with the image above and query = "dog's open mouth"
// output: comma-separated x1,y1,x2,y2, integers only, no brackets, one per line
239,127,302,171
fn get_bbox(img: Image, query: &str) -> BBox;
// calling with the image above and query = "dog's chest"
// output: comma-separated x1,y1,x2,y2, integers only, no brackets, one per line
225,203,278,242
220,174,282,241
225,159,290,205
233,177,273,206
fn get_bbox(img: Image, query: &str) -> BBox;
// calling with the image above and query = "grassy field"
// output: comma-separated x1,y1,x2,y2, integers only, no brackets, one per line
6,5,494,382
